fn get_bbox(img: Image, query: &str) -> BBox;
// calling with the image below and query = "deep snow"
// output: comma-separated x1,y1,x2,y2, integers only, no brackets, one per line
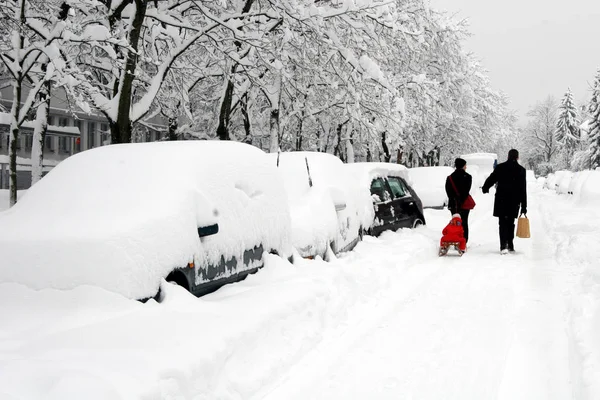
0,180,599,399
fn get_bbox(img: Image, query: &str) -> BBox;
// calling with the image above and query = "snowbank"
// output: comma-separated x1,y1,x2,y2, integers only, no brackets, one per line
406,166,454,208
556,171,574,194
271,152,370,257
578,170,600,208
0,141,292,299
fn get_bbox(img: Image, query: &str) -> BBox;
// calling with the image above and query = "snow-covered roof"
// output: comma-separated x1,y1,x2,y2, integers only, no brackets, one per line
0,141,292,299
0,155,61,166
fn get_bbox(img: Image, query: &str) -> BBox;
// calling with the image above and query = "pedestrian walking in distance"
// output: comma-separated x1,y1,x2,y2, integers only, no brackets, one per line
445,158,473,244
482,149,527,254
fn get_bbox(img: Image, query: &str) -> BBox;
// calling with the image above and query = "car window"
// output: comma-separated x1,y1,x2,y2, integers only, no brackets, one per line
370,178,391,203
387,177,408,198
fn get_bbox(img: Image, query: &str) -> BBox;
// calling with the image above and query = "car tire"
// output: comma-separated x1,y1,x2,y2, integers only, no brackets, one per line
412,218,424,228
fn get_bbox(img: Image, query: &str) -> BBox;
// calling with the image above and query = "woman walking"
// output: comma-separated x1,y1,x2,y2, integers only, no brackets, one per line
445,158,473,243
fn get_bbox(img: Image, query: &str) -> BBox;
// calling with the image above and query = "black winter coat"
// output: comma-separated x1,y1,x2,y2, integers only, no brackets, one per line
482,159,527,218
445,169,472,214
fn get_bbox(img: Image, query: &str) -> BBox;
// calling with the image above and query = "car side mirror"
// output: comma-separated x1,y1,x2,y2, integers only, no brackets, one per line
371,194,381,203
198,223,219,238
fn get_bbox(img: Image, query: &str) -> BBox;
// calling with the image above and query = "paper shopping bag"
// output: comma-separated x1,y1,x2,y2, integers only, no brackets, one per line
516,216,530,238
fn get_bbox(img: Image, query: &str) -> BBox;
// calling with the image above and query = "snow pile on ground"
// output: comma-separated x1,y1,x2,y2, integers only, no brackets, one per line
556,171,574,194
270,152,370,257
1,182,600,399
0,141,291,299
0,229,436,400
406,166,453,208
578,170,600,208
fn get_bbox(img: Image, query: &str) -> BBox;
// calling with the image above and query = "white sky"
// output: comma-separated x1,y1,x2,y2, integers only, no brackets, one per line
428,0,600,123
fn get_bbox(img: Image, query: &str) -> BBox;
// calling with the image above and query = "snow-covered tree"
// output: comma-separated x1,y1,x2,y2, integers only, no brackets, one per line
587,70,600,169
523,96,560,173
555,87,580,166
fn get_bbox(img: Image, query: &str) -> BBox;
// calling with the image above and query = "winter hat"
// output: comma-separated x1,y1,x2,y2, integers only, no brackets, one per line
455,158,467,169
452,213,461,219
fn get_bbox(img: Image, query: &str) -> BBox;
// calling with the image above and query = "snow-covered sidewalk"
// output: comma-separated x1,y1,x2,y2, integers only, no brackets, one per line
0,182,599,399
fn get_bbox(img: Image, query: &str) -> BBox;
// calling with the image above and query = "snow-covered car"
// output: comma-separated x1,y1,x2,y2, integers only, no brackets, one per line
461,152,497,188
271,152,372,259
406,166,454,209
345,162,426,236
0,141,292,300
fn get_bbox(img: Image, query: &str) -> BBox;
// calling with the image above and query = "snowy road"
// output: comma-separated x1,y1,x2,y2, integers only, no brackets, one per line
1,182,599,399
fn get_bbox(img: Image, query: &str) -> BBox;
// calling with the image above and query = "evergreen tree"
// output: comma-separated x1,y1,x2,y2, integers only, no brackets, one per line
588,70,600,169
555,87,580,165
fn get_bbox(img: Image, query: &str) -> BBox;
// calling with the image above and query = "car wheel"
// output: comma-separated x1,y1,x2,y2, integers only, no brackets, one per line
166,270,190,292
412,218,424,228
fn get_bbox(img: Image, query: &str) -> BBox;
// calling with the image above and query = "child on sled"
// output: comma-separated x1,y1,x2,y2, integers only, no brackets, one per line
439,214,467,256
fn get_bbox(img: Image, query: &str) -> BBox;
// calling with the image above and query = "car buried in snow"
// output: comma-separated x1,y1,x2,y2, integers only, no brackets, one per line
270,151,373,260
0,141,292,300
345,162,426,236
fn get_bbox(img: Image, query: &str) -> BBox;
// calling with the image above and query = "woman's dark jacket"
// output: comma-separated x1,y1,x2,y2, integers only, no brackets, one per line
445,169,472,214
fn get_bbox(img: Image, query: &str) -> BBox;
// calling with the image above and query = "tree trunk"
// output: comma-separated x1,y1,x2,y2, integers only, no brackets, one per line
167,117,178,141
113,0,147,144
31,81,51,185
381,131,391,162
241,93,252,144
268,73,282,153
9,81,22,207
345,123,354,164
334,122,345,161
269,108,280,153
216,78,234,141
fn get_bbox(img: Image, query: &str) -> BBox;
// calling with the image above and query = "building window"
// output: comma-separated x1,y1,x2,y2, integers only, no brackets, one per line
59,136,70,153
25,134,33,151
58,117,69,127
0,132,3,148
74,120,82,152
45,135,54,151
88,122,96,149
100,123,109,146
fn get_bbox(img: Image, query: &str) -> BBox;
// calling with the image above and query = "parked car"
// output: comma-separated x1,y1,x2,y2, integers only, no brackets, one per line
406,166,454,209
271,151,372,259
0,141,292,300
345,162,426,236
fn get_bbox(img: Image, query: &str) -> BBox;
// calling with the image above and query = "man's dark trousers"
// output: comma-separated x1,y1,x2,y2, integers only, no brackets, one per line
499,216,515,250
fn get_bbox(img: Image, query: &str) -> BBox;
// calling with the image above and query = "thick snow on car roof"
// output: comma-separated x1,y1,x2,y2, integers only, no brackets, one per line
0,141,291,299
345,162,411,186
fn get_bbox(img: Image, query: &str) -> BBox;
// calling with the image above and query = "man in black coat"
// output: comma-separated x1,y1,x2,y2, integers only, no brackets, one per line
482,149,527,253
445,158,473,243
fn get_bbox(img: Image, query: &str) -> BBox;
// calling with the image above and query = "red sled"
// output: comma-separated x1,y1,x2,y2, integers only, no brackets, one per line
439,241,465,257
439,214,467,256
